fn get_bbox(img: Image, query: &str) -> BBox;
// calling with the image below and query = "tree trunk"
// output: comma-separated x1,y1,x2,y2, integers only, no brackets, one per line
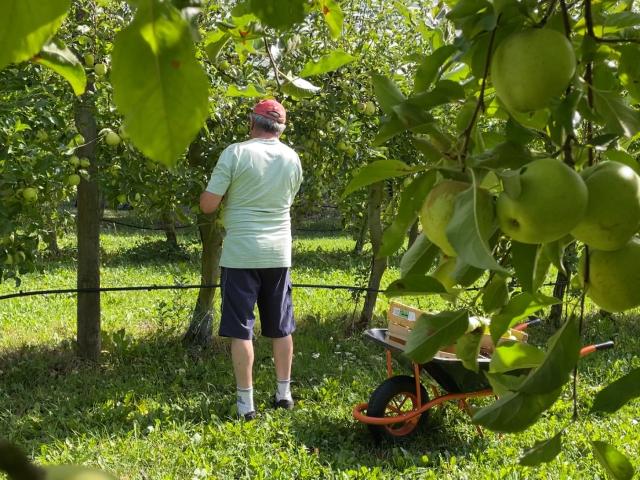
182,212,223,347
357,183,387,330
407,219,419,249
162,211,179,248
182,131,224,348
74,86,101,362
45,230,61,256
549,270,568,328
353,215,368,255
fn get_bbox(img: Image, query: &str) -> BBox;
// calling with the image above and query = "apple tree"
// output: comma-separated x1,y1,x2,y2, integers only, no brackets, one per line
343,0,640,474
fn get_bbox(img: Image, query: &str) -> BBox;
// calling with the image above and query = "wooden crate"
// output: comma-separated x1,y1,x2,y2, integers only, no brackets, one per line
384,301,528,353
385,302,426,348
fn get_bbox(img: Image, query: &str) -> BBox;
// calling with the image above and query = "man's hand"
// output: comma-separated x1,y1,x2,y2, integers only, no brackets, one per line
200,191,223,214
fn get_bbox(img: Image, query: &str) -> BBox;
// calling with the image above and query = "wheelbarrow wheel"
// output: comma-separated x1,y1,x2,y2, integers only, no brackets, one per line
367,375,429,441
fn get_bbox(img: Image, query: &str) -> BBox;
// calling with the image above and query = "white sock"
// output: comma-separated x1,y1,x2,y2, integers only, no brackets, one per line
276,379,292,402
236,386,254,416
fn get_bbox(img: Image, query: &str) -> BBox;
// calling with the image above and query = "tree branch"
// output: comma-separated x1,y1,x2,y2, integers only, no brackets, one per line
537,0,559,27
263,36,282,94
460,16,501,171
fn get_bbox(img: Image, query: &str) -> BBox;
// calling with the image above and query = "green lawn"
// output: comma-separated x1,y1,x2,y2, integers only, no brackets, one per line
0,226,638,479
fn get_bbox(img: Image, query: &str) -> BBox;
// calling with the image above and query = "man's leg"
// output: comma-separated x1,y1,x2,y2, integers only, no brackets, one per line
231,338,255,418
219,268,260,418
273,335,293,405
257,268,295,409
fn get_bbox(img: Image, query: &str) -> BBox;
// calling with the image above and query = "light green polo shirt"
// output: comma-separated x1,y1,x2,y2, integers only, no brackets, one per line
206,138,303,268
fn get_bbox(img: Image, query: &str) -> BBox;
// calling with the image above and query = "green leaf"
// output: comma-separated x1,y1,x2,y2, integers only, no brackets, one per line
511,242,538,292
489,342,546,373
379,171,437,258
485,371,527,396
404,310,469,364
111,1,209,168
225,84,266,97
342,160,425,198
385,274,446,297
472,387,562,433
469,141,532,170
319,0,344,39
414,45,457,93
511,242,550,293
517,316,580,395
592,368,640,414
446,171,505,272
399,233,439,277
491,292,560,344
519,431,563,466
33,41,86,96
281,76,321,99
408,80,465,110
204,30,231,62
456,331,483,373
372,74,406,116
592,441,635,480
299,50,355,77
482,274,510,313
247,0,307,31
0,0,70,70
618,45,640,102
541,236,573,276
372,114,406,146
592,89,640,138
447,0,491,20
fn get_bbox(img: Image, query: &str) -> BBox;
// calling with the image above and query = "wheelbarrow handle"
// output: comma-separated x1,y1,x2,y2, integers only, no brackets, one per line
580,341,614,358
512,316,542,331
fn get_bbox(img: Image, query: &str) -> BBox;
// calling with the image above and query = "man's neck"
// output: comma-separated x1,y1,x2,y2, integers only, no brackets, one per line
250,130,279,140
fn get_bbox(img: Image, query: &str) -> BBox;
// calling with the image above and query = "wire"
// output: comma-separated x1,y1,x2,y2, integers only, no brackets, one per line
0,283,385,301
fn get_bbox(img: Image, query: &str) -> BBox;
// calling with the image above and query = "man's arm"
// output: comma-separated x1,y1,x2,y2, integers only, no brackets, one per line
200,191,223,214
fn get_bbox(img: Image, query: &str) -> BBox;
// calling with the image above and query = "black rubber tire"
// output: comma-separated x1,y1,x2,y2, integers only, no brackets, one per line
366,375,429,442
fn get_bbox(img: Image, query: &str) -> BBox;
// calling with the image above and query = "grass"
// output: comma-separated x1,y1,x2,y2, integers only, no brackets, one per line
0,222,639,479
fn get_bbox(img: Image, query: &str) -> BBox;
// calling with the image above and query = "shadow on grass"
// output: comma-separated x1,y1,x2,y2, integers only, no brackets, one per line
0,311,364,451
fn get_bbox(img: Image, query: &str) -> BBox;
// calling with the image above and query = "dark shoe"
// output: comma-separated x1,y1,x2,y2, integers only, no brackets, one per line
242,411,257,421
273,396,294,410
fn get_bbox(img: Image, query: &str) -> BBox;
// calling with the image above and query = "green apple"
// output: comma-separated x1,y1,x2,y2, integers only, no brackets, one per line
419,180,470,256
571,161,640,250
337,141,349,152
497,158,587,244
69,155,81,167
105,130,121,146
84,53,95,67
4,253,14,265
356,102,367,113
117,194,127,204
430,255,458,293
80,158,91,168
580,237,640,312
94,63,108,76
364,101,376,116
22,187,38,202
118,125,129,140
67,174,81,186
45,464,117,480
491,28,576,112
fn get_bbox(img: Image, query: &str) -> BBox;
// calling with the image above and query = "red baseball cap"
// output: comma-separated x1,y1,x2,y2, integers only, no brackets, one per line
253,99,286,124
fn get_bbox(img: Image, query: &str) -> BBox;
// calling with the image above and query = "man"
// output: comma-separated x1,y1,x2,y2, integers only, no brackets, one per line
200,99,303,420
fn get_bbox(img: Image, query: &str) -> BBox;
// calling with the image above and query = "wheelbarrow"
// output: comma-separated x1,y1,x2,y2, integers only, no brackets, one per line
352,320,614,441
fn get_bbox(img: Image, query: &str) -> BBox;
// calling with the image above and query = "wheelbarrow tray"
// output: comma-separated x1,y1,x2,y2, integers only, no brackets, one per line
364,328,492,394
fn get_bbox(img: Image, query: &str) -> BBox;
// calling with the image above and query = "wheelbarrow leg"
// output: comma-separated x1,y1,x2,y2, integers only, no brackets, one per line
385,349,393,378
459,399,484,437
413,362,422,407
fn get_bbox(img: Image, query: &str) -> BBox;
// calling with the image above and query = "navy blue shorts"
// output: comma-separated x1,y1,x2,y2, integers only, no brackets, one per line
219,267,295,340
